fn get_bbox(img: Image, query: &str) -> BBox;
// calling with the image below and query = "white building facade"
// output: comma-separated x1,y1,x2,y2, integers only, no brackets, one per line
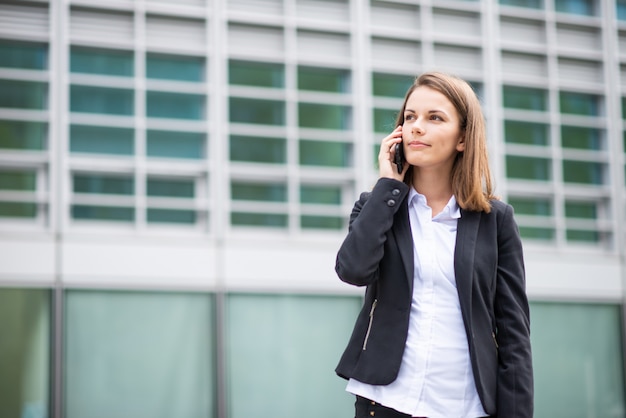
0,0,624,417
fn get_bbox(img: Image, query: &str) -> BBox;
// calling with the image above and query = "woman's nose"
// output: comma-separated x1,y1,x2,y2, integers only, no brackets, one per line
411,118,425,134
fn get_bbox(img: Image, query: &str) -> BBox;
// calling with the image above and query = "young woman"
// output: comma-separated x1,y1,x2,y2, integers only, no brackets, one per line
335,72,533,418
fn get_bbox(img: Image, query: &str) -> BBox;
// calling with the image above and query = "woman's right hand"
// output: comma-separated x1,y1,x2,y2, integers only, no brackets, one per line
378,125,408,181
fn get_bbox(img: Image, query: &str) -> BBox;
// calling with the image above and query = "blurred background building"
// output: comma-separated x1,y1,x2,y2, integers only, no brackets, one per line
0,0,625,417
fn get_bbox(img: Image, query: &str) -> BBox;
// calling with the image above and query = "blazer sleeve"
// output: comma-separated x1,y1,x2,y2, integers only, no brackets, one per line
335,178,409,286
494,203,534,417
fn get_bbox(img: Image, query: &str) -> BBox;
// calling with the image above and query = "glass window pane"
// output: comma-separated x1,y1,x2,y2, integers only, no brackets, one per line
508,197,552,216
372,73,413,98
0,120,46,150
230,135,286,164
561,126,602,150
229,60,284,88
298,66,350,93
70,47,133,77
0,80,47,110
229,98,285,125
519,226,555,240
147,130,205,159
231,182,286,202
555,0,595,15
562,160,604,184
70,85,133,115
146,91,205,120
226,294,361,418
147,178,194,198
503,86,547,111
73,174,134,195
70,125,134,155
301,215,343,229
560,91,601,116
300,140,352,167
298,103,351,130
500,0,543,7
566,229,599,242
0,169,36,191
565,201,596,219
230,212,287,227
300,185,342,205
146,53,204,82
504,121,549,146
373,108,397,133
71,205,134,221
0,41,47,70
65,290,214,418
0,288,50,418
531,302,625,416
147,208,196,224
506,155,551,180
0,201,37,218
618,0,626,20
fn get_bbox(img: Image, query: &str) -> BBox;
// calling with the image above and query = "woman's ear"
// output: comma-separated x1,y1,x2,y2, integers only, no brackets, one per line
456,135,466,152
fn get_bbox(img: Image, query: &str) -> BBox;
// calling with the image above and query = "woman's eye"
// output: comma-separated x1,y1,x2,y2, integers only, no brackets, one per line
404,114,414,121
430,115,443,121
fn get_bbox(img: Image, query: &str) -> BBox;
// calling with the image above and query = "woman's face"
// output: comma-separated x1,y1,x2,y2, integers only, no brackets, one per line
401,85,465,173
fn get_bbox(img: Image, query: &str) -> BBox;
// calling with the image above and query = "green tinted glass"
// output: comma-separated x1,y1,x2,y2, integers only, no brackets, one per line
565,201,596,219
230,98,285,125
562,160,603,184
500,0,543,6
508,197,552,216
147,178,194,198
506,155,550,180
0,120,46,150
0,202,37,218
70,47,133,76
73,175,134,195
71,205,134,221
619,0,626,20
0,170,36,191
504,121,549,146
70,125,134,155
373,108,398,133
230,212,287,227
147,130,204,159
560,91,600,116
372,73,413,98
146,53,204,82
70,85,133,115
503,86,547,111
147,208,196,224
298,103,350,130
300,140,351,167
230,135,286,164
298,66,349,93
0,80,47,110
146,91,205,120
231,182,286,202
561,126,602,150
300,185,341,205
229,60,284,88
301,215,343,230
555,0,595,15
566,229,599,242
518,226,555,240
0,41,47,69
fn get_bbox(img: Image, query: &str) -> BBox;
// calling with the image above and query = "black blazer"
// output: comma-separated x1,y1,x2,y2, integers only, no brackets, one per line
335,178,533,418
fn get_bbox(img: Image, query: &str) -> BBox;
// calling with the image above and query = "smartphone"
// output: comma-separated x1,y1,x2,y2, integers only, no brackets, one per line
394,142,405,174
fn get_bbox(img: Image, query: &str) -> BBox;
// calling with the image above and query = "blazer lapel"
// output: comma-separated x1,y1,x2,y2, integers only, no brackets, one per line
392,198,414,290
455,209,480,324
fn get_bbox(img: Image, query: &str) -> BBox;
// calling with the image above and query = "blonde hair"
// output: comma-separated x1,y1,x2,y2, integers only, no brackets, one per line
395,72,495,213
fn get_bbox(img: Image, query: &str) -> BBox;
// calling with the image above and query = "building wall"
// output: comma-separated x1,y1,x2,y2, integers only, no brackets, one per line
0,0,625,417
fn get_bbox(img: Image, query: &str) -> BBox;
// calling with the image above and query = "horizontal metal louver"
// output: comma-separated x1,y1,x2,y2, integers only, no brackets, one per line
297,30,350,60
70,8,133,44
228,0,284,15
502,51,547,79
296,0,349,22
500,17,546,45
558,58,603,83
146,15,206,52
370,1,420,31
556,24,601,52
433,9,481,38
434,44,482,72
0,2,49,38
371,37,420,66
228,23,284,56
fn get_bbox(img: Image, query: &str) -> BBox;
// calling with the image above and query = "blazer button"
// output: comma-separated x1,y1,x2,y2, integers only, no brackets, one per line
391,188,400,196
387,199,396,207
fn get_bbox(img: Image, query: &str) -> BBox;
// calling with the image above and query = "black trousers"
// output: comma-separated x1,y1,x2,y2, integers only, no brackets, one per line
354,396,423,418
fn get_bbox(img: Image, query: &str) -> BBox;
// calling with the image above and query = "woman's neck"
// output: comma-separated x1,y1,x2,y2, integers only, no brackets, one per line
411,168,454,217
